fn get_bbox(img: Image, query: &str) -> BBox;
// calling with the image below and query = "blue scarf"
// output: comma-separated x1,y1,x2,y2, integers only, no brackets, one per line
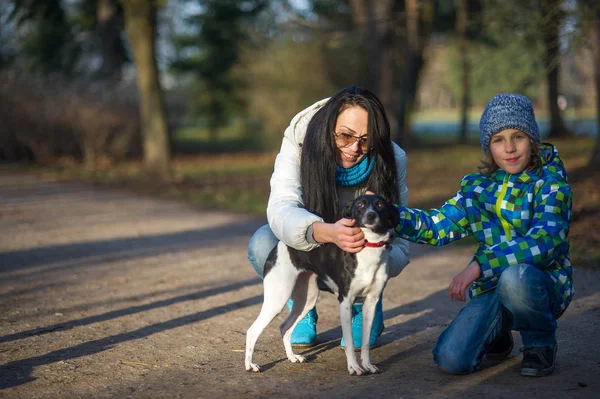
336,155,374,187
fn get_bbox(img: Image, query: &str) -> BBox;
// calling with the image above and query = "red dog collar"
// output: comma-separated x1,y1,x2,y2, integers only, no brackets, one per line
364,241,387,248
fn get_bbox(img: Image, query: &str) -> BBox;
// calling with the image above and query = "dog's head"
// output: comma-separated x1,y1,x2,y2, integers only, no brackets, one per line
342,194,400,234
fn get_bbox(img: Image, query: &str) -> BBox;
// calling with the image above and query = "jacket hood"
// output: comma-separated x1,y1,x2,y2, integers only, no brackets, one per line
538,142,568,183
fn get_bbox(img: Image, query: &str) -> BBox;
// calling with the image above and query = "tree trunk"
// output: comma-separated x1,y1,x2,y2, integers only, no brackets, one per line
96,0,127,81
122,0,170,178
348,0,395,112
457,0,470,144
395,0,433,147
542,0,571,138
589,1,600,166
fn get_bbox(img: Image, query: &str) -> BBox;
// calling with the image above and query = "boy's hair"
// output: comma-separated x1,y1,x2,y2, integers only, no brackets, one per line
477,138,542,177
300,85,399,223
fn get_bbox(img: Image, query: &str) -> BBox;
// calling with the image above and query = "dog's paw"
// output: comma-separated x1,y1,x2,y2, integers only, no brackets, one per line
347,363,365,376
246,362,262,373
362,363,380,374
287,354,306,363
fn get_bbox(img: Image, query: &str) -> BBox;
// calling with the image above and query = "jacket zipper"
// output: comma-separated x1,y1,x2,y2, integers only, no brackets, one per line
495,174,513,241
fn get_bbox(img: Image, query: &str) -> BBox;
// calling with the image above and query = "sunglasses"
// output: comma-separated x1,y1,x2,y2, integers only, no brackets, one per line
334,132,370,152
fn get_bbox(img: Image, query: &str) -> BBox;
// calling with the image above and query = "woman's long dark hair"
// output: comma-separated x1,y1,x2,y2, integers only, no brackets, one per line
300,86,399,223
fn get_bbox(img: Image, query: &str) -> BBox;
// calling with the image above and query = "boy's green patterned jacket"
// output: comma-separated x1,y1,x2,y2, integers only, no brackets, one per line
394,143,573,315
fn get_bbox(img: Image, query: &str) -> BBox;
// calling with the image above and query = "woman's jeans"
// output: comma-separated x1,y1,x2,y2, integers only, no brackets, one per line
247,224,280,278
433,263,562,374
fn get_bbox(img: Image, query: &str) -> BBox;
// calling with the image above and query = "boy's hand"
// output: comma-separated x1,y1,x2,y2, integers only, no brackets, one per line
448,260,481,301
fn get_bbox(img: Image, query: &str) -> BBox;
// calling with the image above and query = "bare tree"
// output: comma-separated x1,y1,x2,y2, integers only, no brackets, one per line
457,0,470,144
121,0,170,178
584,0,600,165
395,0,434,146
348,0,395,112
540,0,572,138
96,0,127,81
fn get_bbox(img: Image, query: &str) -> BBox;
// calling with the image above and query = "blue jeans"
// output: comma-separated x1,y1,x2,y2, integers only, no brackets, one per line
247,224,279,278
433,263,562,374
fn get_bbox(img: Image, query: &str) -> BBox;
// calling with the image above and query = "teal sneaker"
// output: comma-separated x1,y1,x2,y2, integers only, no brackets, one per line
287,299,318,347
340,297,384,350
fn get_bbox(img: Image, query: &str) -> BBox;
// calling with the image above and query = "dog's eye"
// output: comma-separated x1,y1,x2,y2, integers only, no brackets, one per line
357,201,365,208
376,201,385,209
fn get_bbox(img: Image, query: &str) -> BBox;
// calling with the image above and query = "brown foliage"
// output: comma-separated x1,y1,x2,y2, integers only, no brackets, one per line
0,70,141,169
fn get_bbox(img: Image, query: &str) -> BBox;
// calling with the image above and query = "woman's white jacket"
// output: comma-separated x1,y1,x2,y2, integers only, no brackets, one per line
266,98,410,277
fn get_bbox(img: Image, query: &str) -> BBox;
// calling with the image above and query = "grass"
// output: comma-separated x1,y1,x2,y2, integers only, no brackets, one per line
7,137,599,270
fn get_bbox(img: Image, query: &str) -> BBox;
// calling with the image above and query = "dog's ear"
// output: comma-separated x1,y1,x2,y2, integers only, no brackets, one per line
342,200,353,219
388,201,400,228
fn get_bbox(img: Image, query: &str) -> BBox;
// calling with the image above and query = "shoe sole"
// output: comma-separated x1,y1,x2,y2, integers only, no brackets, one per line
520,364,554,377
520,344,557,377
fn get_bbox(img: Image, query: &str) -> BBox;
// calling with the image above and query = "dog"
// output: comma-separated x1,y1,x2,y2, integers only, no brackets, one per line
245,194,400,375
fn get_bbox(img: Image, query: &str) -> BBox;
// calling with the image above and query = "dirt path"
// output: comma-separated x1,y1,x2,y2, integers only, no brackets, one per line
1,172,598,398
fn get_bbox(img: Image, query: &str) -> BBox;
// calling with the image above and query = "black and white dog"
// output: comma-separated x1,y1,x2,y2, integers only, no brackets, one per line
245,194,399,375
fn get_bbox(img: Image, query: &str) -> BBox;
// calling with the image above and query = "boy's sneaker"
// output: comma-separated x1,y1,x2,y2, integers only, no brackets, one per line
340,298,384,351
520,342,557,377
486,330,514,360
287,299,318,347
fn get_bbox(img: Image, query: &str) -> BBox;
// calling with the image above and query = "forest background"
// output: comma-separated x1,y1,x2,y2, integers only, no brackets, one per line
0,0,598,269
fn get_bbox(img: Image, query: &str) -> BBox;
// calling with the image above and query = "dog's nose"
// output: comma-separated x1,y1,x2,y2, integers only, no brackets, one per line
366,211,377,221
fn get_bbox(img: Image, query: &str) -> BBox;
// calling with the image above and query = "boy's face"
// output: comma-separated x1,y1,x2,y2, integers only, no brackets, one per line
489,129,532,174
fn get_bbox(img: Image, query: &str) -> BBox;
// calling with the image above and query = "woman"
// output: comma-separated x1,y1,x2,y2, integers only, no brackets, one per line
248,86,411,348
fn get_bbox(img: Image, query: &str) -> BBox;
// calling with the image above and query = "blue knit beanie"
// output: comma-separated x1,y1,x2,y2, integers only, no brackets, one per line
479,93,540,154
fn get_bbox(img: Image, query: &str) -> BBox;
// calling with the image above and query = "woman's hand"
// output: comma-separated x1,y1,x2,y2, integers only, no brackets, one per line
448,260,481,301
312,220,365,253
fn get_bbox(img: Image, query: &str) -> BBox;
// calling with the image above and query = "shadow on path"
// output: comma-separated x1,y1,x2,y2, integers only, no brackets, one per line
0,286,449,389
0,220,264,279
0,293,263,389
0,277,261,344
13,281,216,321
3,272,598,390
